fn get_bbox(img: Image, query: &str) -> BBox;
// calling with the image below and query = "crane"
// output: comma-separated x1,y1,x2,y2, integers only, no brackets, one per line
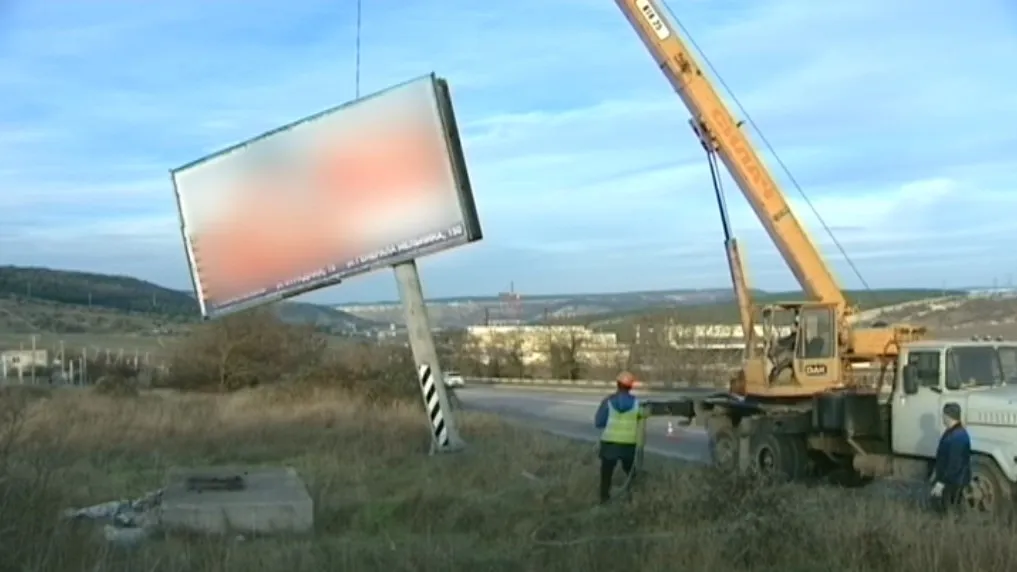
610,1,1017,510
612,0,926,399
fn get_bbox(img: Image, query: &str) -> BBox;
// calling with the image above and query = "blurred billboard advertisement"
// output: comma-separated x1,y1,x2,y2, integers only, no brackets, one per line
170,74,482,319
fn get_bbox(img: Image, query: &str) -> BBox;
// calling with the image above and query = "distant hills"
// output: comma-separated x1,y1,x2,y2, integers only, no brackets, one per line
337,287,967,329
0,265,976,335
575,288,968,330
0,266,381,333
337,288,738,328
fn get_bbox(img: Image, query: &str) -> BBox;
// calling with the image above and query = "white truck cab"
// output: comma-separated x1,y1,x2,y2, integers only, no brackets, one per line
893,339,1017,509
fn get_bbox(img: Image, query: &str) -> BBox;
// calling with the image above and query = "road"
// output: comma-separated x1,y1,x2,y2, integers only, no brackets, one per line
457,385,925,502
456,386,713,462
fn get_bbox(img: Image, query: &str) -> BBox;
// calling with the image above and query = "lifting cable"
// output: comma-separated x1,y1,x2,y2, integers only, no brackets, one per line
354,0,362,98
659,0,875,297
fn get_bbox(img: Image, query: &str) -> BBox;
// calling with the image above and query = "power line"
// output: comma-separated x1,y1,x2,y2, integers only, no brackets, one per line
660,1,873,296
355,0,362,98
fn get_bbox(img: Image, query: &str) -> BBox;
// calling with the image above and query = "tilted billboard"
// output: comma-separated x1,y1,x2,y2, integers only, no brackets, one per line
170,74,482,319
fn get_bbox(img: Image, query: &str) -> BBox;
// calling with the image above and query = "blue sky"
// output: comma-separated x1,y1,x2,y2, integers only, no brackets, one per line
2,0,1016,304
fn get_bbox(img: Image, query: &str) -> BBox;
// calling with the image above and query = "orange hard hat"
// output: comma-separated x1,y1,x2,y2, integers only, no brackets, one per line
616,371,637,388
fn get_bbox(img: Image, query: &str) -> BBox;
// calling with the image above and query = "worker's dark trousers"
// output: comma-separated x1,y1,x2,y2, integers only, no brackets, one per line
599,442,637,503
931,484,964,515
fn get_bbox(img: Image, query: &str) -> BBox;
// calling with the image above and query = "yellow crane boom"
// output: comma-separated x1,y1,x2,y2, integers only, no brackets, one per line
612,0,848,317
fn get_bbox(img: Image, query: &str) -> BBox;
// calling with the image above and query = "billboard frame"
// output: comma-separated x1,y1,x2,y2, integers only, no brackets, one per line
169,73,482,321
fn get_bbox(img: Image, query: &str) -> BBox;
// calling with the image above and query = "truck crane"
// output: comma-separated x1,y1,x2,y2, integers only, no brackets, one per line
613,0,1017,513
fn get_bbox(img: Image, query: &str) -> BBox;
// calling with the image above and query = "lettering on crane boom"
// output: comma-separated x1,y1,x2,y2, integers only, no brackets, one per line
804,364,827,376
635,0,671,40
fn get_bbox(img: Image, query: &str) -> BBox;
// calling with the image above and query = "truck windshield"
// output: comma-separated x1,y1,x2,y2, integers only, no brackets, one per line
946,346,1017,388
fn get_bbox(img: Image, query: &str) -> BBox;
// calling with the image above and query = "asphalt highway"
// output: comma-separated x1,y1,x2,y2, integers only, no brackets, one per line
456,386,713,462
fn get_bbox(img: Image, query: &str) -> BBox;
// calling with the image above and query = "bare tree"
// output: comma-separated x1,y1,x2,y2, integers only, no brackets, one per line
467,330,528,378
548,329,585,380
163,308,326,392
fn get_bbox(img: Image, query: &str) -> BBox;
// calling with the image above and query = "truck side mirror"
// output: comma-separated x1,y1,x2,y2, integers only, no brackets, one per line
902,364,919,395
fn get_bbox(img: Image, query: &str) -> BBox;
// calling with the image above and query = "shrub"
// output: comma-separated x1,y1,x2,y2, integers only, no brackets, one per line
161,308,327,392
158,308,423,403
298,340,421,405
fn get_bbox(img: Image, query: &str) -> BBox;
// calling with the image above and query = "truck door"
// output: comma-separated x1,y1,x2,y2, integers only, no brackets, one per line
793,306,838,386
891,349,943,458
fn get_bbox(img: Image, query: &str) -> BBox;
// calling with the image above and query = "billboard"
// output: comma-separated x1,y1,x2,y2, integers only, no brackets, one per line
170,74,482,320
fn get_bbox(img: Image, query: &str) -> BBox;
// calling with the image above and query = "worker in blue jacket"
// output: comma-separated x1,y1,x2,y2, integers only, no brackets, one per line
594,371,642,504
930,401,971,515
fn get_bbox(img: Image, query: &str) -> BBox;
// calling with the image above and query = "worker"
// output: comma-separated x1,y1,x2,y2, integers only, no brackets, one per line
593,371,642,504
930,401,971,515
767,313,799,384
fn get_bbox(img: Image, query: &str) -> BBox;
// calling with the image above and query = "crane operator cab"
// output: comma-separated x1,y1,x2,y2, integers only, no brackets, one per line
751,302,840,393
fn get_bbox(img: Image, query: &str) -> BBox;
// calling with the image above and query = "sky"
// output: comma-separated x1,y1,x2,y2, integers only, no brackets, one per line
2,0,1017,305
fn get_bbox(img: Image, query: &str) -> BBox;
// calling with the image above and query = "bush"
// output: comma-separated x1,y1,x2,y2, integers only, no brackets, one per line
161,308,327,392
299,341,420,405
84,356,143,382
158,308,423,403
93,371,141,397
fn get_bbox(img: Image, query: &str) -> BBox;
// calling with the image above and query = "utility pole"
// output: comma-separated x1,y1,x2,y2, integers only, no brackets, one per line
30,335,36,385
393,260,465,454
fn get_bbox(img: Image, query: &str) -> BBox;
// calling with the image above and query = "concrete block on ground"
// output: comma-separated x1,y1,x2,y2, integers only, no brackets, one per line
160,466,314,535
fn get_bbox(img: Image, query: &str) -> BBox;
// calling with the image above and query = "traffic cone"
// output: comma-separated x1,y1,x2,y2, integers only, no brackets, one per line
666,421,677,439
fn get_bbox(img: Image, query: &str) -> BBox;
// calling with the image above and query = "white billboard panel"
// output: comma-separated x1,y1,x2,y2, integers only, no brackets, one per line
170,74,481,319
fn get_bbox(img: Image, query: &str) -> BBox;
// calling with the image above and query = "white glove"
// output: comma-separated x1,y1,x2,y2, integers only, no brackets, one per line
930,482,945,497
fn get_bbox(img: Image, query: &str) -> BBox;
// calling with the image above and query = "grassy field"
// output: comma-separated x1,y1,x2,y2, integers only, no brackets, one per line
2,386,1016,572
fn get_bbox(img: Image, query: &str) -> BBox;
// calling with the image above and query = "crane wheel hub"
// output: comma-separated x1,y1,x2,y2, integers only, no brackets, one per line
748,431,809,480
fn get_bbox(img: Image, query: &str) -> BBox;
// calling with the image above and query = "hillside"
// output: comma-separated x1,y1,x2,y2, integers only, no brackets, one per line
338,288,737,328
577,288,965,330
0,266,196,315
0,266,381,334
866,292,1017,339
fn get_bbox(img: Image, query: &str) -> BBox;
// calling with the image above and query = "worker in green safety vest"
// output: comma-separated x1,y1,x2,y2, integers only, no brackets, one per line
593,371,642,504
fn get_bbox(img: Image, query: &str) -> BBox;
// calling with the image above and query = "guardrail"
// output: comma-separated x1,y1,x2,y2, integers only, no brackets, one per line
465,377,727,390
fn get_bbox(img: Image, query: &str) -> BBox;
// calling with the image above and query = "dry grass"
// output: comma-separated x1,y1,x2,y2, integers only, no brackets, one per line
2,385,1016,572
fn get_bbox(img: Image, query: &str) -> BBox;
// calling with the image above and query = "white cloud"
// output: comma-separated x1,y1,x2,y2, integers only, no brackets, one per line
2,0,1016,303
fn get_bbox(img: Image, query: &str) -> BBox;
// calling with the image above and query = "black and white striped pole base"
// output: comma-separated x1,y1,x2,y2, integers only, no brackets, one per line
418,363,465,454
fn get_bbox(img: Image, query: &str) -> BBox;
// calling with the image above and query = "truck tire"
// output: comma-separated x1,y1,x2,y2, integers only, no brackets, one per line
965,455,1013,515
708,425,738,472
748,431,808,481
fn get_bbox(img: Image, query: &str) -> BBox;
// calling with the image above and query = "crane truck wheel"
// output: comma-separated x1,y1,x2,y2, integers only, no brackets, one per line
748,431,809,481
708,424,738,471
964,455,1013,516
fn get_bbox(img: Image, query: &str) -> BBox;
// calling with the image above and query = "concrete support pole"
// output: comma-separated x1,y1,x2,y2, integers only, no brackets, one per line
30,335,37,385
393,259,466,454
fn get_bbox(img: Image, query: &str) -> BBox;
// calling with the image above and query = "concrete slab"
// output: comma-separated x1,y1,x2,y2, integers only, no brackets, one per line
159,466,314,535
